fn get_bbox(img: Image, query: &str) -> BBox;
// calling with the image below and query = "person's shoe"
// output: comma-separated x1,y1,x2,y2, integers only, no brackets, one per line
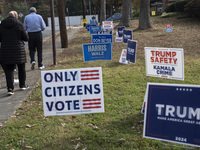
20,85,29,91
14,79,19,85
7,89,14,96
31,61,36,70
39,66,45,70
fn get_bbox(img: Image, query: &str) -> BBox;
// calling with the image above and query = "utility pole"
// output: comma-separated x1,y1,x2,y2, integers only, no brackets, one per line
81,0,86,27
89,0,91,15
57,0,68,48
50,0,57,65
100,0,106,25
130,0,132,19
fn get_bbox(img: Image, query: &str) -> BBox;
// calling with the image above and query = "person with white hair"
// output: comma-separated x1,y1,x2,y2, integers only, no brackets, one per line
24,7,46,70
0,11,29,95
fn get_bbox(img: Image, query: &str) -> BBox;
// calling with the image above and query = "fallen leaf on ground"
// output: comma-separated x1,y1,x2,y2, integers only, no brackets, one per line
74,143,80,149
72,115,77,119
25,146,32,149
61,123,66,127
119,138,126,141
87,124,98,129
26,124,32,128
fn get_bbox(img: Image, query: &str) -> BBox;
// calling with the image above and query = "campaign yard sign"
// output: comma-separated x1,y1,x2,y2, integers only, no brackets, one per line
119,49,128,64
102,21,114,33
145,47,184,80
86,24,97,31
115,31,123,42
117,26,125,37
166,24,172,32
143,83,200,148
123,29,132,44
97,30,112,35
82,43,112,62
82,19,87,24
41,67,104,116
126,40,137,64
90,19,98,25
89,26,101,34
92,34,113,47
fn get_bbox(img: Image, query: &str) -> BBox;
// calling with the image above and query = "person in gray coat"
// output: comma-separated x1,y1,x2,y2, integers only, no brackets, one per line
0,11,29,95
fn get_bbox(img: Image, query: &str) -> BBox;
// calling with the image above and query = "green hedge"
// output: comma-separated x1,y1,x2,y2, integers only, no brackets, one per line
184,0,200,18
164,0,200,18
165,0,189,12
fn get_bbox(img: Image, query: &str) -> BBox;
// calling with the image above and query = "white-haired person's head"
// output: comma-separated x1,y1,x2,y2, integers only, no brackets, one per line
29,7,37,13
8,11,18,19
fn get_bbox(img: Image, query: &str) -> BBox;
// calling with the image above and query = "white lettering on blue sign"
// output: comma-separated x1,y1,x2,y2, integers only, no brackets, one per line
88,45,107,52
127,47,135,54
156,104,200,120
124,34,131,39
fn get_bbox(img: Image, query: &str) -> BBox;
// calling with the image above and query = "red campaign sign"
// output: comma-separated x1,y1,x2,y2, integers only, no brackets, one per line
166,24,172,28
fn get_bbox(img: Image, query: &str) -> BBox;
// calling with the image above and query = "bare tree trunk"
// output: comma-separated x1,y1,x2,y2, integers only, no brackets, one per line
57,0,68,48
100,0,106,25
82,0,86,27
138,0,152,30
118,0,131,27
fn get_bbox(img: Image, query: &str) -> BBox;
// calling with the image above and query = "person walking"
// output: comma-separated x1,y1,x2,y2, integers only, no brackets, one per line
0,11,29,95
24,7,46,70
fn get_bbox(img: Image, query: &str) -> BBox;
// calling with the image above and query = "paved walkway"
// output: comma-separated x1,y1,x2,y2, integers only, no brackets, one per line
0,26,81,125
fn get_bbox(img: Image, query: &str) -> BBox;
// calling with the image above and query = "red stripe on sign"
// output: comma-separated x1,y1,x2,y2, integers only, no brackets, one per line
81,70,99,73
81,74,99,77
83,99,101,102
81,77,99,80
83,102,101,105
83,106,101,109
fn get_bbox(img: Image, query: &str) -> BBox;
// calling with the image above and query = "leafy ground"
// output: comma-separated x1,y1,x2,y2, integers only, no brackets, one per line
0,17,200,150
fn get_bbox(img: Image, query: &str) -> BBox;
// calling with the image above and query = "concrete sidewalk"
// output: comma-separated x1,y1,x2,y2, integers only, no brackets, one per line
0,26,81,126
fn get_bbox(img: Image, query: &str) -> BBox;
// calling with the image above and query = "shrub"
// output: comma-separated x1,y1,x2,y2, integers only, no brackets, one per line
175,0,189,12
165,3,176,12
184,0,200,18
165,0,189,12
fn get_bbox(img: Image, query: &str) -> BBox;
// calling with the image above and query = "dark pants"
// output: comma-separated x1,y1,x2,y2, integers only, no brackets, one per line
28,31,43,67
1,63,26,90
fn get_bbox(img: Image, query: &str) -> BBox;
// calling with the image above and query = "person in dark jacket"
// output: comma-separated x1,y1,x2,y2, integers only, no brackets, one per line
0,11,29,95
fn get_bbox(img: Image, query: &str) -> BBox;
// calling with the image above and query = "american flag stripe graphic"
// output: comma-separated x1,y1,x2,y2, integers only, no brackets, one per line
81,70,100,80
82,98,101,109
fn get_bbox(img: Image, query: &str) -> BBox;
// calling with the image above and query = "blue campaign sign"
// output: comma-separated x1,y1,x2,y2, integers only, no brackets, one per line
90,19,98,25
123,29,132,44
117,26,125,37
126,40,137,63
82,43,112,62
89,26,101,34
86,24,97,31
143,83,200,148
92,34,113,47
166,28,173,32
96,30,112,35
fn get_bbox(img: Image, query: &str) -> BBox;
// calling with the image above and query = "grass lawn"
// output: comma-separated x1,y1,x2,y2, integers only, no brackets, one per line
0,17,200,150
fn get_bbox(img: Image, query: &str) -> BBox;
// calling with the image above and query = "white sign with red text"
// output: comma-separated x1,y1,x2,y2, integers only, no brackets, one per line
41,67,104,116
102,21,114,33
119,49,128,64
145,47,184,80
